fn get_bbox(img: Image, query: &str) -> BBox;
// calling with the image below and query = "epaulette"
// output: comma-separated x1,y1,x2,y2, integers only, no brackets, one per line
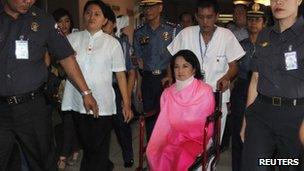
165,21,179,27
135,24,145,31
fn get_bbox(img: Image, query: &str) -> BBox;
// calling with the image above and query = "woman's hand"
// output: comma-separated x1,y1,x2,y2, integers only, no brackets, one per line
240,117,246,142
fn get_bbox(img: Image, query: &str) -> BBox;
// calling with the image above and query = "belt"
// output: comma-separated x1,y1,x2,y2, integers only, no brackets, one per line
142,69,166,76
257,94,304,106
0,88,43,105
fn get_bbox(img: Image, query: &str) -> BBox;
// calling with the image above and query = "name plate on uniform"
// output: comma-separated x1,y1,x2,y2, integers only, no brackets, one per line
284,51,298,71
15,40,29,59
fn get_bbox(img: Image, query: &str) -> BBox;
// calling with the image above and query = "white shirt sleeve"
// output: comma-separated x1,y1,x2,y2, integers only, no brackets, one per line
111,40,126,72
167,29,185,56
225,31,246,63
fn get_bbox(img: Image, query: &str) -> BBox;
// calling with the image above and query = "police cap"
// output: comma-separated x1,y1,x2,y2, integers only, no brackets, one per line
247,2,266,18
140,0,163,6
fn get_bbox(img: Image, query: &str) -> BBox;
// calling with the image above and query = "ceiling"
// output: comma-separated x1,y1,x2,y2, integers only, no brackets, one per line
162,0,244,22
165,0,240,13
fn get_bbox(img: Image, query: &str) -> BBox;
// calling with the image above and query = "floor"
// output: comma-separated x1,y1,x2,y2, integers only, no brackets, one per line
58,119,232,171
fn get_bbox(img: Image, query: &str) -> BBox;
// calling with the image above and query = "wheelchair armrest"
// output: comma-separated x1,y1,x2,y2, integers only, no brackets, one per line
140,109,159,118
206,110,222,123
188,146,216,171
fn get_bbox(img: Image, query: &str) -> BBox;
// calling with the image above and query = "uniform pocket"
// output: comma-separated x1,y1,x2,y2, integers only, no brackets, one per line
28,33,46,61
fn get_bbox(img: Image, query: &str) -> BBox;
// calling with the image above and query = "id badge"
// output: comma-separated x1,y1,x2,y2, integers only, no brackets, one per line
15,40,29,59
284,51,298,70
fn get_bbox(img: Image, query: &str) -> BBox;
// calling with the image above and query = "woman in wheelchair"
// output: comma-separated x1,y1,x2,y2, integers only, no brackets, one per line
146,50,215,171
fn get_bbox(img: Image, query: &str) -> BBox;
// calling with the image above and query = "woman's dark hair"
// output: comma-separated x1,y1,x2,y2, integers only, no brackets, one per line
104,4,116,23
83,0,108,16
52,8,74,33
196,0,219,14
171,50,203,80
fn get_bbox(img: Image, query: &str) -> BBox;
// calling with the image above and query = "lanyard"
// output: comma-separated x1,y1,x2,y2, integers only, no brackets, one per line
198,31,208,65
198,27,217,77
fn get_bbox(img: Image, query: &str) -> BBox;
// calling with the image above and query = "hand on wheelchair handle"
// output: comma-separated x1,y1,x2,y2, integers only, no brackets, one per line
161,76,172,88
217,76,230,92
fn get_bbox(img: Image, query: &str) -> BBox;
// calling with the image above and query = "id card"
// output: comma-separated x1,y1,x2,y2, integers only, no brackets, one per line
284,51,298,70
15,40,29,59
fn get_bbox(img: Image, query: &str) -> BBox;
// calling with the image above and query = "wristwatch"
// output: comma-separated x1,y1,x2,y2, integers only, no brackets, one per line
81,89,92,96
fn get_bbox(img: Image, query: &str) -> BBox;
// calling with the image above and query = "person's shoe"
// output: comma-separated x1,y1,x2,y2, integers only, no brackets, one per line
124,159,134,168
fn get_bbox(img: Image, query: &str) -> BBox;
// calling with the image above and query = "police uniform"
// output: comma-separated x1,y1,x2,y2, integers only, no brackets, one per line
0,4,74,171
112,33,136,166
226,1,249,42
134,0,181,140
230,4,267,171
242,9,304,171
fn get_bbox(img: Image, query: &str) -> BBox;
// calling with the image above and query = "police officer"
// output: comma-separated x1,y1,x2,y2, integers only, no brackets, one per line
241,0,304,170
134,0,181,140
226,1,249,42
102,6,136,168
230,3,266,171
0,0,98,170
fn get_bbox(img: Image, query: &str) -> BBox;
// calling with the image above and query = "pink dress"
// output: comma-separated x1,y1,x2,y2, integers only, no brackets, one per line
146,79,215,171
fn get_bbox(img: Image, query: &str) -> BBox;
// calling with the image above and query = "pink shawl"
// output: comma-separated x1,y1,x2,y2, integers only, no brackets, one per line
146,79,215,171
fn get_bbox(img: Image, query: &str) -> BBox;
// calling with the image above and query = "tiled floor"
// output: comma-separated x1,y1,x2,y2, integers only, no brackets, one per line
61,120,232,171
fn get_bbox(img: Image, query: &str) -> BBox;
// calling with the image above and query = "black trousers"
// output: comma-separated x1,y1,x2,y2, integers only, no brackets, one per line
59,110,80,157
72,113,113,171
141,72,165,141
0,97,56,171
242,97,304,171
230,78,250,171
112,86,133,163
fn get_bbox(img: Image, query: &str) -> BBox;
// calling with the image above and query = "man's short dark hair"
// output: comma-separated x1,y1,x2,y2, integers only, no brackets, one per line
196,0,219,14
104,5,116,23
179,12,194,22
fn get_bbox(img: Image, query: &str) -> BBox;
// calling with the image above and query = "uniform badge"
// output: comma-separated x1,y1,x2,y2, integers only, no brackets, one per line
260,41,269,47
252,3,260,12
55,23,65,37
139,36,149,45
31,12,37,16
31,22,39,32
162,32,171,41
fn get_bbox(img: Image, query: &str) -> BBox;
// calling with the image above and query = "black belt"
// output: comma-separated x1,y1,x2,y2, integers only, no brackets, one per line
257,94,304,106
142,69,166,76
0,88,43,105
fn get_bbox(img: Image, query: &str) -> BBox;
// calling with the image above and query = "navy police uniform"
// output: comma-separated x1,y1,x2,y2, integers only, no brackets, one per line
231,4,265,171
113,34,136,166
242,14,304,171
231,38,255,171
134,18,180,140
0,4,74,171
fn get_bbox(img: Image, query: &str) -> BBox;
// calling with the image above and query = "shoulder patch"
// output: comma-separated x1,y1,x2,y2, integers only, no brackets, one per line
165,21,178,27
136,24,145,31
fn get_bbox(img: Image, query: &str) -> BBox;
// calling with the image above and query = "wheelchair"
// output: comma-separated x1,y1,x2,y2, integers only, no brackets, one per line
136,90,223,171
